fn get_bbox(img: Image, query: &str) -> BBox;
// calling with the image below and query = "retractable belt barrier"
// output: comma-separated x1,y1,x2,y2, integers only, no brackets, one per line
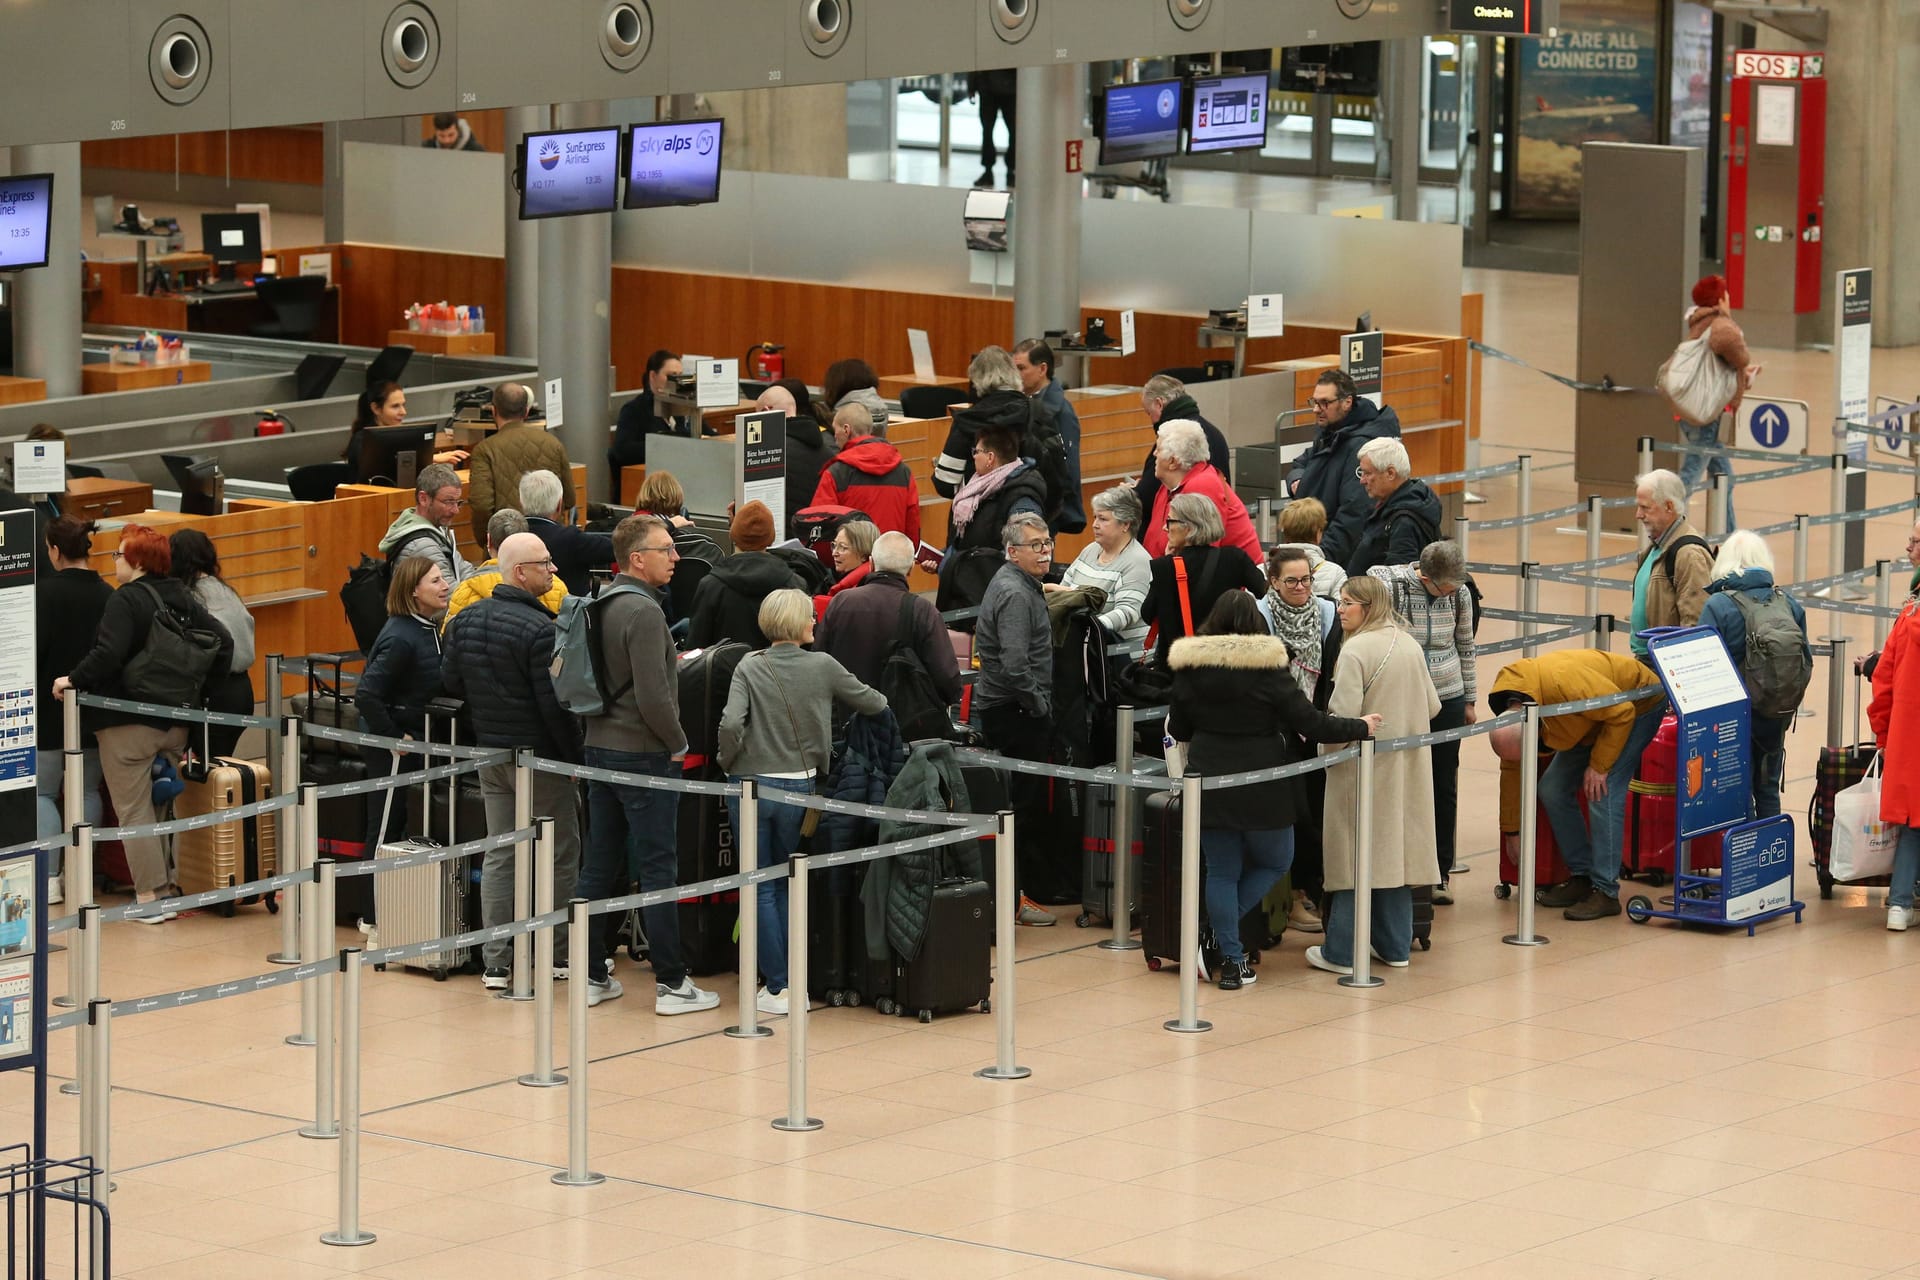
74,692,276,730
1470,501,1590,532
301,722,502,761
757,786,987,828
281,656,361,682
1480,605,1594,627
1468,340,1654,395
1478,623,1595,654
1425,460,1523,487
311,754,504,801
93,791,295,844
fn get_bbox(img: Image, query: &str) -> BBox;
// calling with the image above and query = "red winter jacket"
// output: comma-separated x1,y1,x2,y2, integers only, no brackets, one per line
812,436,921,547
1142,461,1263,563
1870,598,1920,825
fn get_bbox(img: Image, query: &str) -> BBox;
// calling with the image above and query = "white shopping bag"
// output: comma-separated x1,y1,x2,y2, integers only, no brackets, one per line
1830,755,1899,882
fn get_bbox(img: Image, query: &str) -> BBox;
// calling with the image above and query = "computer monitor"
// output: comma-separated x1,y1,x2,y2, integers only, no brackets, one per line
363,345,413,390
162,453,223,517
622,119,725,209
1187,73,1271,155
357,424,440,489
1098,79,1185,166
200,211,262,284
0,173,56,271
963,188,1012,252
517,125,622,219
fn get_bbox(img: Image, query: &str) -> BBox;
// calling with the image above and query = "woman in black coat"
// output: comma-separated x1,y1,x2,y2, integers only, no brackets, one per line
1167,590,1377,990
357,555,451,842
35,517,113,892
1140,492,1266,665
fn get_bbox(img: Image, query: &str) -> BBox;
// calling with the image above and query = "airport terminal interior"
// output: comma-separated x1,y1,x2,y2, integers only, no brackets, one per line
5,1,1920,1277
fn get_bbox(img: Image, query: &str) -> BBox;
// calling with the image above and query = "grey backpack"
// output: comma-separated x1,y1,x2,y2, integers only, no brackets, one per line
1729,589,1812,718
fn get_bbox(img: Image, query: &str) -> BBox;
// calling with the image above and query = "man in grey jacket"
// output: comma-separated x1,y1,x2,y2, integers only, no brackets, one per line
576,514,720,1015
974,511,1060,924
376,462,471,594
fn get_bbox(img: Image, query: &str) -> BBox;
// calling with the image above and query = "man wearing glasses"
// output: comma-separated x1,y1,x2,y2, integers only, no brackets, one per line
377,461,472,594
1284,369,1404,568
975,512,1067,924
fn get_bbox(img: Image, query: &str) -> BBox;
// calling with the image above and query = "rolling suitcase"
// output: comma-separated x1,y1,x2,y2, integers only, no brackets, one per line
173,757,278,916
891,876,991,1022
1811,675,1884,899
1139,791,1269,972
303,749,375,924
291,654,358,757
371,706,471,979
1410,883,1433,951
1077,760,1165,928
676,755,739,977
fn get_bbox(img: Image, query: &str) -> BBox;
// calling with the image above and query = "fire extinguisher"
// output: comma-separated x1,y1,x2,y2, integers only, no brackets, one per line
255,410,293,437
746,341,785,382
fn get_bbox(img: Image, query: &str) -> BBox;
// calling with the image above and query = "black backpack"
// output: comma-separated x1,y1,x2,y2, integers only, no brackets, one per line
879,595,955,743
770,545,832,596
340,527,441,655
121,580,224,708
1023,402,1082,534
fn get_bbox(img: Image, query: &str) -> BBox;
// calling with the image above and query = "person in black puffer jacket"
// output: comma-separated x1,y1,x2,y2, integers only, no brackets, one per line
357,555,451,843
933,346,1051,497
1285,369,1405,568
687,501,804,649
54,524,233,917
442,533,582,985
1344,436,1443,579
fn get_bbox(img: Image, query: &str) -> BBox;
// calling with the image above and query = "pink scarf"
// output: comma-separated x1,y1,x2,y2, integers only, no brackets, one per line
951,461,1023,535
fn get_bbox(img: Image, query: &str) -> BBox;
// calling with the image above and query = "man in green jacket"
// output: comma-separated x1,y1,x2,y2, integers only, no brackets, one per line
466,382,574,544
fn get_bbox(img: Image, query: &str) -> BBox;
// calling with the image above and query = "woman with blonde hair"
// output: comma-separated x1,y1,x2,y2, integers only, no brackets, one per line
1309,575,1441,975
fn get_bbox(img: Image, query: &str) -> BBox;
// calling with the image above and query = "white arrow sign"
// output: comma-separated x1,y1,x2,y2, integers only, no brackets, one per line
1738,397,1809,454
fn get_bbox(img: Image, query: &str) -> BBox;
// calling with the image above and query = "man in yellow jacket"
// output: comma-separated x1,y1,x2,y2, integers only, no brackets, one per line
445,508,567,631
1488,650,1665,922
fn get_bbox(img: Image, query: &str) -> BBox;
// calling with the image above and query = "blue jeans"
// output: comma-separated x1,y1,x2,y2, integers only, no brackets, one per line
1322,887,1414,966
582,748,682,986
1677,418,1735,529
36,747,102,880
1752,715,1788,820
724,775,813,996
1891,826,1920,910
1201,827,1294,964
1540,710,1664,899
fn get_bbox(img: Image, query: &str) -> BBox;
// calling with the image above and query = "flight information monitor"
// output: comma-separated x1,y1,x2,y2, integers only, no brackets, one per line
1187,73,1270,154
518,126,622,219
0,174,54,271
1099,79,1185,166
623,118,725,209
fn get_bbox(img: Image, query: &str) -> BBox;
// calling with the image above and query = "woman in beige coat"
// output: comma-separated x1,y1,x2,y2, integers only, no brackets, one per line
1309,575,1441,975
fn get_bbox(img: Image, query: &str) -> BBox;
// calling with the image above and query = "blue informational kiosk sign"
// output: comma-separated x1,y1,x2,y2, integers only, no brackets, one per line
1629,627,1803,934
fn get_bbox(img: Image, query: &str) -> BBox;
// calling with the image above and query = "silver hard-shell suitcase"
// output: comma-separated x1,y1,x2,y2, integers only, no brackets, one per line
371,707,470,979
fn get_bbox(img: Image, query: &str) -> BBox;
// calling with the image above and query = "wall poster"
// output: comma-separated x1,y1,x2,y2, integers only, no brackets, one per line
1511,0,1661,217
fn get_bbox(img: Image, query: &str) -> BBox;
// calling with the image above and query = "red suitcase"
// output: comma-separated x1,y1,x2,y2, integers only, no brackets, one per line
1626,714,1724,885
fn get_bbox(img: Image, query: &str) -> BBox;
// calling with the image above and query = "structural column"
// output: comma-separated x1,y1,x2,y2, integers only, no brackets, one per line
13,143,81,397
537,100,614,502
502,105,549,359
1386,37,1422,221
1012,64,1085,358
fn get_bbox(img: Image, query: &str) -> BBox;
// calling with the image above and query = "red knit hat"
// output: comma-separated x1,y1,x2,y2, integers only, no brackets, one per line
1692,274,1728,309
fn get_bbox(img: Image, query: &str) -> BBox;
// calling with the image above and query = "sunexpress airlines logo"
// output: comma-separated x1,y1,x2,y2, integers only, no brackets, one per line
538,138,562,171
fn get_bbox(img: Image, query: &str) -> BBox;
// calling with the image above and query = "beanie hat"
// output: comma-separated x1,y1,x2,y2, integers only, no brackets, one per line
1691,274,1728,309
730,500,776,553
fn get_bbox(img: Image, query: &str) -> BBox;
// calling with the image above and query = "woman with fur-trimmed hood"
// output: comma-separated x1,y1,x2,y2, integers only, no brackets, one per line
1168,589,1378,991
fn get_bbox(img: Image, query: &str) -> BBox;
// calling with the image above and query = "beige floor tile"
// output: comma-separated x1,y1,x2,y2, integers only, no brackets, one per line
1070,1227,1280,1279
849,1235,1040,1279
1267,1175,1468,1228
1295,1226,1510,1277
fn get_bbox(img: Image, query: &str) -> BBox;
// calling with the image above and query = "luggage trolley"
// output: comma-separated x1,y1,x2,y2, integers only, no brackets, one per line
1624,627,1804,935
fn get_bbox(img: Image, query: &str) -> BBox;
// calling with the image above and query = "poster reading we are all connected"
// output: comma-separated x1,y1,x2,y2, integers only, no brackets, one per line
1512,0,1660,216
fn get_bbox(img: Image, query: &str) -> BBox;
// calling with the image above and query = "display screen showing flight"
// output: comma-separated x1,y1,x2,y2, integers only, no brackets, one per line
624,119,725,209
0,173,54,270
1100,79,1185,165
1187,74,1270,154
518,127,621,219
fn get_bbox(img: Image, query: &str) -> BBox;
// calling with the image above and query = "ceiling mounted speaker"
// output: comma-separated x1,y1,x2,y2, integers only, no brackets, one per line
801,0,850,57
1168,0,1210,30
600,0,653,71
149,16,211,105
988,0,1037,43
381,2,439,88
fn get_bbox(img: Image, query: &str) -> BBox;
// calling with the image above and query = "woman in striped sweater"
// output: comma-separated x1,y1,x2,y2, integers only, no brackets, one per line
1047,485,1152,647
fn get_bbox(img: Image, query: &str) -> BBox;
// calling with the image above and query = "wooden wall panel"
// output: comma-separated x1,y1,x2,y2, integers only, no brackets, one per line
82,126,325,186
276,242,505,351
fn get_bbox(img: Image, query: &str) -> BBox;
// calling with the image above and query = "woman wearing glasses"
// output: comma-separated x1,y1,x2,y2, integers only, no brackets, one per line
1048,485,1152,647
1139,493,1265,665
813,516,878,623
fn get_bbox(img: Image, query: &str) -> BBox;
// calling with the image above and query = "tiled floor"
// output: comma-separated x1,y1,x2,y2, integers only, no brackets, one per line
13,267,1920,1279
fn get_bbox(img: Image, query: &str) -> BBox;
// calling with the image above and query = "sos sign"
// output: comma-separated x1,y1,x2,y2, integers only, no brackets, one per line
1733,50,1824,79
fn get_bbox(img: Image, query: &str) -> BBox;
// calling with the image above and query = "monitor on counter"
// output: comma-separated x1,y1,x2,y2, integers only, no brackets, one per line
1099,79,1185,166
623,118,725,209
356,424,440,489
517,125,622,219
1187,73,1271,155
0,173,55,271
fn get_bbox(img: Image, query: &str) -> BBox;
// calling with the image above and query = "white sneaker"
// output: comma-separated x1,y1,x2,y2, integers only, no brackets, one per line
46,875,63,906
1304,945,1352,976
1369,944,1411,969
587,977,623,1007
756,987,790,1016
1888,906,1913,932
655,978,721,1016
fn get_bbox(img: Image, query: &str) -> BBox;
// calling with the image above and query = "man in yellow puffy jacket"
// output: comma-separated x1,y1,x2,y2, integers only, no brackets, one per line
444,508,566,633
1488,650,1665,922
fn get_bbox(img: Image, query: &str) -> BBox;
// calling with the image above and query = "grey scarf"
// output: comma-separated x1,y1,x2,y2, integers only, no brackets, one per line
1267,590,1323,697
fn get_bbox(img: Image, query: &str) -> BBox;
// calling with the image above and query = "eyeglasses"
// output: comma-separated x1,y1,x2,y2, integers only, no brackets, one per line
521,558,556,570
638,543,677,556
1013,539,1053,552
1275,575,1314,589
1163,518,1189,530
1355,465,1379,481
112,550,126,560
1310,395,1346,410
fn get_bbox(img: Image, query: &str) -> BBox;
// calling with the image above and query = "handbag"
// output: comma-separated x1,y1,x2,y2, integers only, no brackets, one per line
1657,332,1740,425
1830,753,1899,882
1162,557,1200,778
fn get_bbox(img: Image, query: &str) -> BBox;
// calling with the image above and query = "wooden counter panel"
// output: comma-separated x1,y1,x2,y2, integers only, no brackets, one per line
0,376,47,406
81,360,211,394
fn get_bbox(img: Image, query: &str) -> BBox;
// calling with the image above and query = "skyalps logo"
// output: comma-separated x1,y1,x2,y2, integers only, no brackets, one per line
538,139,562,171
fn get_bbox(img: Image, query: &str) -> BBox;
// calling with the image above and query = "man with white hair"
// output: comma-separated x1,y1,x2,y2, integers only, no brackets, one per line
1345,436,1443,577
817,531,964,698
521,469,614,597
1630,468,1714,658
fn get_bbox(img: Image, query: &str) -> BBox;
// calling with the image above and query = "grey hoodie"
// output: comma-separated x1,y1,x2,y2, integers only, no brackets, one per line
379,509,471,594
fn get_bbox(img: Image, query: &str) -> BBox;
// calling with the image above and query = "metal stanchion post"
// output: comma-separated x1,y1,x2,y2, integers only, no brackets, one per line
554,900,607,1186
1594,613,1616,652
1164,773,1213,1033
1100,707,1142,952
61,882,97,1097
1521,563,1540,658
59,698,90,1012
772,855,823,1132
1504,703,1550,946
85,997,110,1280
1515,453,1533,568
1876,559,1893,650
1637,438,1655,555
1339,741,1385,988
320,948,375,1247
726,781,771,1039
520,817,565,1087
1826,635,1849,751
301,858,340,1139
1454,512,1471,565
1793,514,1810,586
1708,474,1730,539
288,785,320,1046
1584,496,1603,621
506,751,534,1002
270,715,302,964
976,811,1030,1081
1830,454,1847,583
1256,497,1274,546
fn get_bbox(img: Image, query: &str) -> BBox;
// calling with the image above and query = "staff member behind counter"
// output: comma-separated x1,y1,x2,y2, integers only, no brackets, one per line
344,380,466,472
610,350,695,473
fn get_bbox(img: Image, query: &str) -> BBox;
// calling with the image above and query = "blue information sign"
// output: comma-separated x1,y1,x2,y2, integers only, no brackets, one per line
1644,626,1751,840
1722,815,1795,921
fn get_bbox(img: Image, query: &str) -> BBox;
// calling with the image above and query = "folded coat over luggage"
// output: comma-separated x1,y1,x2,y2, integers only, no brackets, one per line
865,741,982,963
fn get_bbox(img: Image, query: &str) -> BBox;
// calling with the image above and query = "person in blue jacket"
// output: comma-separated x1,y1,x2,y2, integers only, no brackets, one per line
1698,529,1810,819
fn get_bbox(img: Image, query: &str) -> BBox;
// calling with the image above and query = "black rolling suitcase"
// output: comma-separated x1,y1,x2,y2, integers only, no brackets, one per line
1139,790,1270,973
809,869,894,1008
891,877,991,1022
1411,883,1434,952
304,750,376,925
1811,674,1884,899
675,757,739,977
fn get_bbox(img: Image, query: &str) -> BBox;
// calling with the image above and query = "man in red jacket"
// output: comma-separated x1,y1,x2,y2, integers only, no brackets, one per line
811,404,922,547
